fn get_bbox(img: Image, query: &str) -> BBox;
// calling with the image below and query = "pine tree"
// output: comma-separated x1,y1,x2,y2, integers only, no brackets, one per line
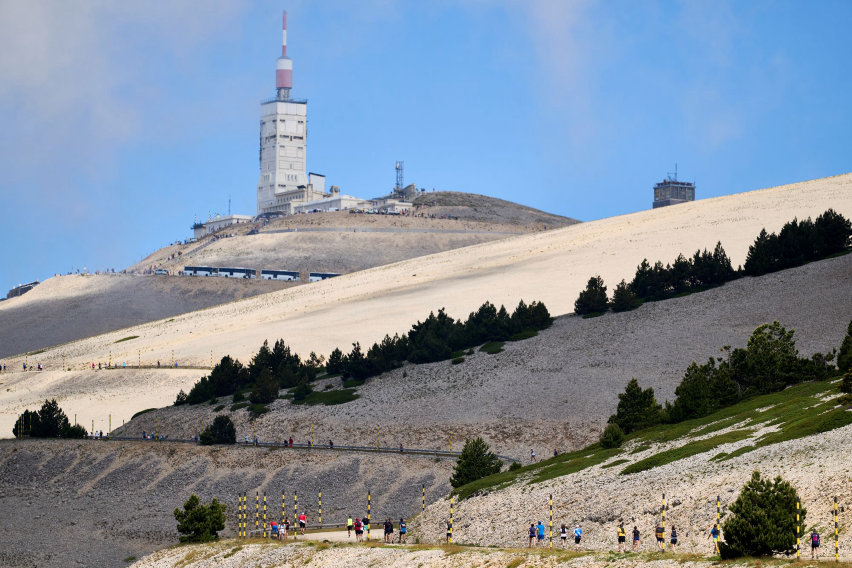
200,416,236,445
610,280,640,312
838,320,852,373
450,437,503,488
249,368,279,404
609,379,662,434
720,471,804,558
574,275,608,315
173,494,227,543
599,423,625,448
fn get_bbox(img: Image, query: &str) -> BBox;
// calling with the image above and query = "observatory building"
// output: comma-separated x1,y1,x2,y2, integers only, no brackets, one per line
652,168,695,209
256,12,324,216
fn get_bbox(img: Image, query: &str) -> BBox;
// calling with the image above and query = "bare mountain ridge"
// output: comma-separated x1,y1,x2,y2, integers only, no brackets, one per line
1,193,574,358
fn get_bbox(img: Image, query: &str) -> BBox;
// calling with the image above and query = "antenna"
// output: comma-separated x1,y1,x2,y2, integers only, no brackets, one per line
395,161,404,190
667,163,679,182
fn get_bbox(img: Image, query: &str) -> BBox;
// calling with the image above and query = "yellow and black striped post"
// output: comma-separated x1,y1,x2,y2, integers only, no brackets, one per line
449,494,454,544
263,492,268,537
367,490,372,541
318,491,322,526
92,419,94,436
835,496,839,562
171,349,174,367
796,499,801,559
108,414,111,437
549,494,553,549
294,491,298,528
138,349,141,368
282,491,286,526
241,493,246,537
236,494,241,537
422,485,426,512
662,493,666,551
109,351,112,367
255,492,259,535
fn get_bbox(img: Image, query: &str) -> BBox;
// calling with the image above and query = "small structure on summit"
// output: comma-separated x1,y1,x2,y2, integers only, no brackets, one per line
652,166,695,209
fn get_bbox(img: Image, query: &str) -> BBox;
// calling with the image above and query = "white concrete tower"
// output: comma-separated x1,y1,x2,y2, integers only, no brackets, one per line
257,11,313,215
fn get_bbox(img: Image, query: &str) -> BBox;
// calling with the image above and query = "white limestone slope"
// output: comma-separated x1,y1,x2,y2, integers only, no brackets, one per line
4,174,850,371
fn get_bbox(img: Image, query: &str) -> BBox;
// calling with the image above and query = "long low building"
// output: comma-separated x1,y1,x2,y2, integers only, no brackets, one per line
293,187,370,214
193,215,254,239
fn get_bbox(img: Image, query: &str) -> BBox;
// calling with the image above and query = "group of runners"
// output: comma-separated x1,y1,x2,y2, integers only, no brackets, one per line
264,512,308,540
345,516,407,543
527,522,584,548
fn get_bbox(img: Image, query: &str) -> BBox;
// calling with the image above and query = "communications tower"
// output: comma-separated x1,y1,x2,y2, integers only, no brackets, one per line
257,11,321,215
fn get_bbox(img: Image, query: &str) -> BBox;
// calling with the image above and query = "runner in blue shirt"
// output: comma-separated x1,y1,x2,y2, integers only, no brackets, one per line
537,521,546,545
573,525,583,550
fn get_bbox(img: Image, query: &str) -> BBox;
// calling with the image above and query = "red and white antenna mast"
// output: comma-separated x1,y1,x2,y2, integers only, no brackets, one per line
276,11,292,100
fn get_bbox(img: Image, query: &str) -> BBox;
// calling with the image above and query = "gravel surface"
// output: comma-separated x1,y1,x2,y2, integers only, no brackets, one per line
130,540,761,568
0,439,452,568
122,254,852,459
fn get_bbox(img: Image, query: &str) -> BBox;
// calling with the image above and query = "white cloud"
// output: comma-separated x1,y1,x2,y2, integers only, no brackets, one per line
0,0,244,191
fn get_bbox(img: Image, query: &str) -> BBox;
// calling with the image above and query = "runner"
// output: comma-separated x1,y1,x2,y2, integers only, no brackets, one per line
354,518,363,542
573,524,583,550
384,518,393,543
282,518,290,540
811,529,821,559
530,448,536,463
632,525,641,552
347,515,353,537
670,524,678,552
537,521,546,546
560,524,568,547
708,523,721,554
298,512,307,535
399,518,407,543
617,522,626,553
655,522,665,550
528,523,535,547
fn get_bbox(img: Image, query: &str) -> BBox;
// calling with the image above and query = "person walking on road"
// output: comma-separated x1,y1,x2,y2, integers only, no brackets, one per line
708,523,721,554
632,526,641,552
347,515,353,537
573,524,583,550
617,521,626,553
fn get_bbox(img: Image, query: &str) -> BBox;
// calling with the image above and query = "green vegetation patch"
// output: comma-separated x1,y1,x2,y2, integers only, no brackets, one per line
230,402,250,412
531,446,621,483
131,408,156,419
27,349,47,355
453,444,620,501
509,329,538,341
629,443,651,454
451,357,465,365
342,378,364,388
248,403,269,417
479,341,505,355
601,458,630,469
114,335,139,343
719,445,756,461
621,430,752,475
292,388,359,406
213,404,225,412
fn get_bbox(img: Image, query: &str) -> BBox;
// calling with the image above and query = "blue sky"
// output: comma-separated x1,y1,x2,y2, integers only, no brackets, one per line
1,0,850,295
